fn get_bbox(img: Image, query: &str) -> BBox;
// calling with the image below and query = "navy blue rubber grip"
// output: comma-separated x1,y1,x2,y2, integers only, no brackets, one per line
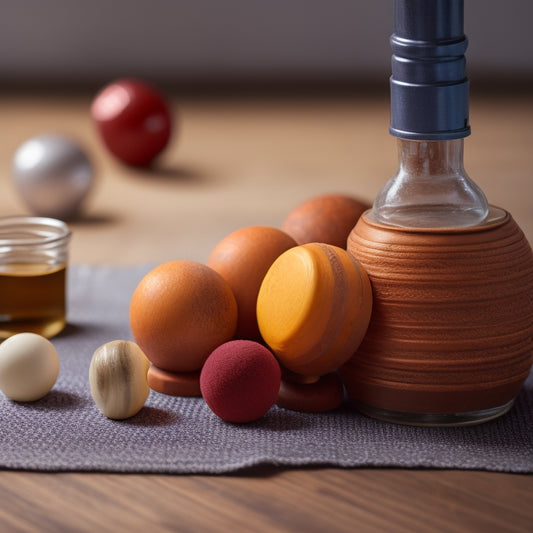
389,0,471,140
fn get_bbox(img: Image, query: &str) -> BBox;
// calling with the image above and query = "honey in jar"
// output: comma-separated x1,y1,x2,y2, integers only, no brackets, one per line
0,217,70,339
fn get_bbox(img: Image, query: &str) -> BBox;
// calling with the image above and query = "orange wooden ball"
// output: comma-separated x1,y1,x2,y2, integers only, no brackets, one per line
207,226,297,340
282,193,370,248
257,243,373,376
129,261,237,373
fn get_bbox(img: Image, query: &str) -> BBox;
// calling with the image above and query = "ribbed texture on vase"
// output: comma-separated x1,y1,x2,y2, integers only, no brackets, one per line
343,208,533,415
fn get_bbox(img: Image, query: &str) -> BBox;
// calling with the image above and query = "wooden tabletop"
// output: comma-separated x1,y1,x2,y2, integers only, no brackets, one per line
0,89,532,532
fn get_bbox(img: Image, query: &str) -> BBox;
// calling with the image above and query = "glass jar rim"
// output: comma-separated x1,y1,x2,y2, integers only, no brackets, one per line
0,216,71,247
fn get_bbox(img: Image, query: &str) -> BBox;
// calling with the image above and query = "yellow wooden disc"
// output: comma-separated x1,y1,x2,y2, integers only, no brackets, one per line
257,243,373,376
257,244,335,367
289,245,373,376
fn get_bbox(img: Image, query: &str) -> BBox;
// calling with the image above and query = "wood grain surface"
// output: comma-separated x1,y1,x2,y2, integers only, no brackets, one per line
0,468,531,533
0,89,532,532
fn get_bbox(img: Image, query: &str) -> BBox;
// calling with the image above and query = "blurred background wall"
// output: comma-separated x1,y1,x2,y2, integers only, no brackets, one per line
1,0,531,90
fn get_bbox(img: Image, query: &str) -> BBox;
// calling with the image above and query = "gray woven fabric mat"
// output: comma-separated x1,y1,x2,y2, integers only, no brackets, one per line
0,265,531,474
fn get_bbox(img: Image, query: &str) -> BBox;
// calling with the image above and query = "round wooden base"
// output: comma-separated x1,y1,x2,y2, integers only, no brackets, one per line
276,372,345,413
147,365,201,397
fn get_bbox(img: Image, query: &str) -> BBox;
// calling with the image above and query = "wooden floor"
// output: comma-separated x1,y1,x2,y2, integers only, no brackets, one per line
0,468,532,533
0,89,532,532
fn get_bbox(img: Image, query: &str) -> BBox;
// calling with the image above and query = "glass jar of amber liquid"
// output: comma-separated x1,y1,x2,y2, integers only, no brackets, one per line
0,216,71,339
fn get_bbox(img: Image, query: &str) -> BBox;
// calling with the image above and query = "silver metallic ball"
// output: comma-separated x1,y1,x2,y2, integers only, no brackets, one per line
12,134,94,220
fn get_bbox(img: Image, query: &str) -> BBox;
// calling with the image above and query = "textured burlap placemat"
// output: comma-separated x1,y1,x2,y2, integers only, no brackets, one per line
0,265,531,473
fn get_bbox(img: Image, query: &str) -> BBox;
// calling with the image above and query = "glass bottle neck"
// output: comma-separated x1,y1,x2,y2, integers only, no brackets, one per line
398,138,464,179
371,138,489,229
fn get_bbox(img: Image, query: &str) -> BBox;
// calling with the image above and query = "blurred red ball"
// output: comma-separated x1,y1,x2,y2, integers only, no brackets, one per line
200,340,281,423
91,78,172,167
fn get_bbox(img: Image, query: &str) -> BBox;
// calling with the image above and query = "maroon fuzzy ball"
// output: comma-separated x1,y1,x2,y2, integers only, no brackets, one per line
200,340,281,423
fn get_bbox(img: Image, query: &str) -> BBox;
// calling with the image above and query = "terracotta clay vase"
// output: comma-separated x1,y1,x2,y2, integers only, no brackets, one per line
342,206,533,425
